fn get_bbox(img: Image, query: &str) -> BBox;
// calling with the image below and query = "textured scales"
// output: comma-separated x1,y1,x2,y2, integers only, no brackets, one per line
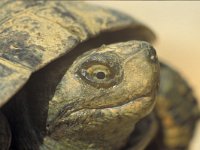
44,41,159,150
0,0,154,107
0,1,156,149
0,1,199,150
149,63,200,150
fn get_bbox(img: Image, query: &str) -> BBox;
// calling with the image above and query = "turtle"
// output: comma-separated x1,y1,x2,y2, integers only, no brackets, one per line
0,1,199,150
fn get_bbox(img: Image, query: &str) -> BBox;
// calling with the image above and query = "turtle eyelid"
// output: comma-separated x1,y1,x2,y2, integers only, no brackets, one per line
76,57,124,89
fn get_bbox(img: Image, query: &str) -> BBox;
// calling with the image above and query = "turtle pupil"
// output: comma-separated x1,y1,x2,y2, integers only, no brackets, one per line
96,72,106,79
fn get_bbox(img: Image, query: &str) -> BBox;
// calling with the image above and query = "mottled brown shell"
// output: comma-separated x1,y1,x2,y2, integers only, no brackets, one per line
0,1,198,150
0,0,155,107
151,63,200,150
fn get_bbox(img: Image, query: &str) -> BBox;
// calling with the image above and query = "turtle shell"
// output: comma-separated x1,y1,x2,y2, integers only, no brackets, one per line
0,1,199,150
0,0,155,108
0,1,156,149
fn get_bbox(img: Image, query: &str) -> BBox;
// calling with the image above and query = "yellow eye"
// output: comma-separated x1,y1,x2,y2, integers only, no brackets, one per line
76,52,123,88
86,65,111,80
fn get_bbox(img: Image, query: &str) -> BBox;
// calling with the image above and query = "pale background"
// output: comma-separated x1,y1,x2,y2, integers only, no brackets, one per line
88,1,200,150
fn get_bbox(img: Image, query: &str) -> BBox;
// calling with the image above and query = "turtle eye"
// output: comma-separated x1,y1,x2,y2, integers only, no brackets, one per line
76,52,124,88
86,64,111,80
78,63,115,88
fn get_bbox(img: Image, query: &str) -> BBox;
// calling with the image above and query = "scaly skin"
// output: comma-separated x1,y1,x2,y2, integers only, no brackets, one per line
46,41,159,149
0,1,155,149
147,63,200,150
0,1,198,150
0,0,154,109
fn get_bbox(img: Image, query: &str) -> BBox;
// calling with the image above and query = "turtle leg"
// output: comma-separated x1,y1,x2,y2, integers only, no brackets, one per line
147,63,200,150
123,114,158,150
0,111,11,150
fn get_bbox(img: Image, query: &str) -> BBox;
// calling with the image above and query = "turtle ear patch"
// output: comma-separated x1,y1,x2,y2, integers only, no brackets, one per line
76,52,124,89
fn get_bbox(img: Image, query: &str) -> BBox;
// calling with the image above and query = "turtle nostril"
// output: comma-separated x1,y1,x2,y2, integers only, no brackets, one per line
147,46,158,63
150,55,156,60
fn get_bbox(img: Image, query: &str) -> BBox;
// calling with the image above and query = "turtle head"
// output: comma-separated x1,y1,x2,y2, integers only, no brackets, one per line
47,41,160,149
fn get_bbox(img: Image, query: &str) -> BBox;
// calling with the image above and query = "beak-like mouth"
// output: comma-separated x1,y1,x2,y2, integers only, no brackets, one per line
47,95,156,140
47,41,159,141
71,95,154,114
86,94,154,110
53,94,155,125
57,92,154,117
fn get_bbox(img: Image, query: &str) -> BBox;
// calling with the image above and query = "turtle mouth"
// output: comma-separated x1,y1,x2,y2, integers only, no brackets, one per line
54,93,155,120
88,95,151,110
47,95,155,145
66,95,155,119
47,92,156,131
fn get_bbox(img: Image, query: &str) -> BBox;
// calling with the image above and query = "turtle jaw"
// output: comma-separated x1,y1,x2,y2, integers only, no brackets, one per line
47,94,156,149
47,40,160,120
64,95,156,124
47,40,160,149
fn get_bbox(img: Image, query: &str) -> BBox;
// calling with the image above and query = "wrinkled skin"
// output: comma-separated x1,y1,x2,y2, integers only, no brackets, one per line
1,40,159,150
43,41,159,149
0,1,198,150
0,1,160,149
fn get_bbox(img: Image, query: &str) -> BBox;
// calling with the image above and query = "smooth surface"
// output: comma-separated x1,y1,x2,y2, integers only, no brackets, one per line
88,1,200,150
